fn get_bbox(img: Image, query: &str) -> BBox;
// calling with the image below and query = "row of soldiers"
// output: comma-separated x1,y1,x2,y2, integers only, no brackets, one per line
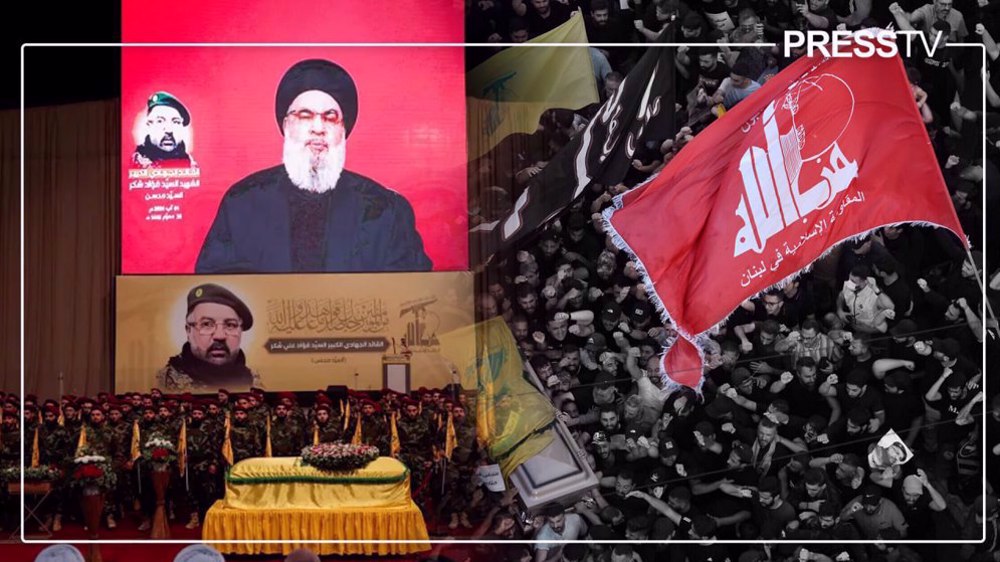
0,386,481,533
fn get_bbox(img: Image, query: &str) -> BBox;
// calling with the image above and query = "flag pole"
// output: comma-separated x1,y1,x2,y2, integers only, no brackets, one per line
963,247,998,337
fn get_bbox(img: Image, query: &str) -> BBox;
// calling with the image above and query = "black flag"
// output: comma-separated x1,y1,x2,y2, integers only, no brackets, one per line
470,27,677,266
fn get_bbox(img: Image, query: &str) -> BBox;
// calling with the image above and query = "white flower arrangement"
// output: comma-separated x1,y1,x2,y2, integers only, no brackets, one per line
74,455,107,464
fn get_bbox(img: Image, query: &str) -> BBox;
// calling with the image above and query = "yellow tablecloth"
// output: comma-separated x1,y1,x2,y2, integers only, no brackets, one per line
203,456,430,555
221,456,411,510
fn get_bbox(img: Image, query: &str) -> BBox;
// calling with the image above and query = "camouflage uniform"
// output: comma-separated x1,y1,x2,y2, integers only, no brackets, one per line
314,420,343,444
0,420,19,530
357,415,390,456
396,414,435,494
269,415,305,457
107,419,137,519
230,418,263,463
443,418,479,518
185,418,223,518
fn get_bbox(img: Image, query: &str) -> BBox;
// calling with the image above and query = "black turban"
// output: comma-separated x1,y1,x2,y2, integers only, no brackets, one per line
275,59,358,137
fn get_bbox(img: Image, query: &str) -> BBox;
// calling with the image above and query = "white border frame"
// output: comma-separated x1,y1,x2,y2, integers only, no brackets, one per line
18,40,987,547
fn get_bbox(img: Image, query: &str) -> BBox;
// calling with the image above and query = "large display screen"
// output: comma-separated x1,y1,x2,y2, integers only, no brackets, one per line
120,1,466,273
114,273,474,394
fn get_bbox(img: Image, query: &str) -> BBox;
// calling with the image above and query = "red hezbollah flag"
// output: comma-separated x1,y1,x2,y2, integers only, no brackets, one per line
604,53,966,391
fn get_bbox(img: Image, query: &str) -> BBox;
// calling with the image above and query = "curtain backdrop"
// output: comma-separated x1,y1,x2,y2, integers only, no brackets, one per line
0,100,120,398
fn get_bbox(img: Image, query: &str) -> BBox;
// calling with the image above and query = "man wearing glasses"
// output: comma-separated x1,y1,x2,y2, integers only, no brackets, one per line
158,283,259,391
195,58,431,273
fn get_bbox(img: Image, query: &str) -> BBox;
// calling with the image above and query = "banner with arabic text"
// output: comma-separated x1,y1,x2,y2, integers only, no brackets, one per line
115,273,474,394
604,52,965,390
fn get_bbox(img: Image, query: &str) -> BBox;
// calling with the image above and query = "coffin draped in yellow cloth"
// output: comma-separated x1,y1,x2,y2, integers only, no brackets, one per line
203,457,430,556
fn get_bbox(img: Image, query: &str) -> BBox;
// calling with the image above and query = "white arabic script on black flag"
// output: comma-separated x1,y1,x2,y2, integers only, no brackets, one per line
470,28,678,266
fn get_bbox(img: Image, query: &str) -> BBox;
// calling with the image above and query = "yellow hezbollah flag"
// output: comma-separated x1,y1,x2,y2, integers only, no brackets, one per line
440,316,557,477
177,418,188,476
342,401,351,432
444,412,457,460
31,427,40,468
264,415,273,458
467,11,598,159
75,425,87,458
130,419,141,462
312,423,320,446
390,412,401,457
350,416,362,445
221,413,234,466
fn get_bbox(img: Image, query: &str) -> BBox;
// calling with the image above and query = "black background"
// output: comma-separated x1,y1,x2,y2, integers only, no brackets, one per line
2,1,121,110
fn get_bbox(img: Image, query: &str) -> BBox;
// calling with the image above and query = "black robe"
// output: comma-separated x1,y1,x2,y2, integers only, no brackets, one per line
196,166,432,273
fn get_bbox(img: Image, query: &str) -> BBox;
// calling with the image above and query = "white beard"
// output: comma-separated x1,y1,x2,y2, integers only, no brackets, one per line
283,136,346,194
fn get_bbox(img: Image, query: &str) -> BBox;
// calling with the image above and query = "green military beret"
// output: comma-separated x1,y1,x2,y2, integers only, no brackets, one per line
186,283,253,330
147,91,191,126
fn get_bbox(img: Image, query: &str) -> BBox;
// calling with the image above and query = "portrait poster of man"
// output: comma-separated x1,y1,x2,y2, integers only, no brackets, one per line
120,45,467,274
114,273,475,394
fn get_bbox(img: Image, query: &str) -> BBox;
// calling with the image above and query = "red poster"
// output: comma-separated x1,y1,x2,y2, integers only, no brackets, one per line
120,2,466,273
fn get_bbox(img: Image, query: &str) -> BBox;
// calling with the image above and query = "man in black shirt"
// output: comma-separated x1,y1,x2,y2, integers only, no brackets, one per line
520,0,573,37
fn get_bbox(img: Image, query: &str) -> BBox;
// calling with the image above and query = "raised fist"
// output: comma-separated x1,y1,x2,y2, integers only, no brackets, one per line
722,422,736,434
826,374,839,386
532,331,546,344
628,347,641,358
724,387,739,399
830,453,844,464
956,297,968,308
976,23,986,35
619,322,631,333
884,309,895,320
786,330,801,342
740,340,753,353
780,371,794,385
554,312,570,322
568,324,582,336
542,286,557,299
816,433,829,444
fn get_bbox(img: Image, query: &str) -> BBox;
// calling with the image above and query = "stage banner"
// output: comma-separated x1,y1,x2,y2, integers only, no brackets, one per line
114,273,475,394
120,45,467,274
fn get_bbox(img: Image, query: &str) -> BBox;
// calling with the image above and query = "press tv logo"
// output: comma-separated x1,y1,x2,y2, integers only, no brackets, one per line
783,29,944,59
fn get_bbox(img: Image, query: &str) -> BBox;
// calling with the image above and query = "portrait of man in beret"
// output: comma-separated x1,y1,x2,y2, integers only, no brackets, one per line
195,59,432,273
131,91,197,169
157,283,261,392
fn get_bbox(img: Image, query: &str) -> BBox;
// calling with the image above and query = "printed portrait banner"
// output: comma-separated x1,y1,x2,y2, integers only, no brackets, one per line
604,52,965,390
114,272,475,394
121,45,467,273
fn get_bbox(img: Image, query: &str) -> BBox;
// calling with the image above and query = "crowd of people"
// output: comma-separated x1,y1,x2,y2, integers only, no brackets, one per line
0,386,484,535
468,0,999,561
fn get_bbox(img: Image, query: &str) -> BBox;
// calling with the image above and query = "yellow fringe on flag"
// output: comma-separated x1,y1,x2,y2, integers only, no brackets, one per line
178,418,188,476
390,412,401,457
342,401,351,432
221,413,234,466
31,426,40,468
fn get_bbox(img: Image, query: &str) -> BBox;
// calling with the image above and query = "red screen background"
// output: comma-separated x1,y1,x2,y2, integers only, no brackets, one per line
120,2,467,273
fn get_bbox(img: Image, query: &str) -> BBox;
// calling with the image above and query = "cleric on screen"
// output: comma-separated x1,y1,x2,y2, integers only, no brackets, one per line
195,59,432,273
